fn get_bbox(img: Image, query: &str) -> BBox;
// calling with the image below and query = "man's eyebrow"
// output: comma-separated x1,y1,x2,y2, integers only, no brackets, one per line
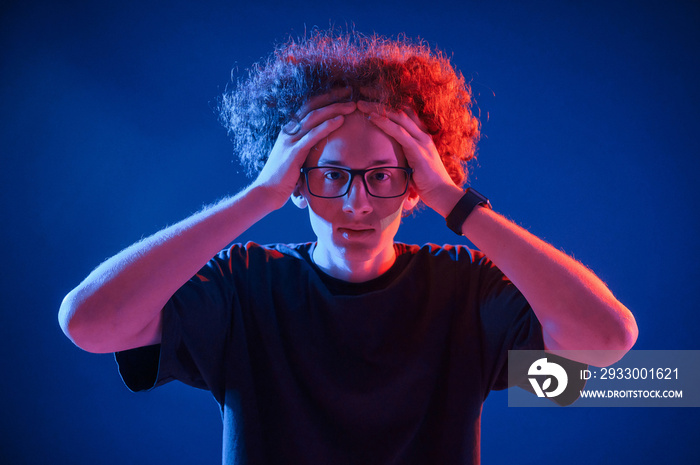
317,159,344,166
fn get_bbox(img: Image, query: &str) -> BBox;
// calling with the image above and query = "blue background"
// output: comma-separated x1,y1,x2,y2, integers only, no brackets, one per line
2,0,698,463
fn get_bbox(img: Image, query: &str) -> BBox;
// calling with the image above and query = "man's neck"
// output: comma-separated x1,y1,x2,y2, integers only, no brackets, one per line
311,243,397,283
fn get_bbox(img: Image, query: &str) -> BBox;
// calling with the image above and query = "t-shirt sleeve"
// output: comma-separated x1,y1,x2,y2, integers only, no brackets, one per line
115,245,245,396
471,250,587,405
473,251,545,392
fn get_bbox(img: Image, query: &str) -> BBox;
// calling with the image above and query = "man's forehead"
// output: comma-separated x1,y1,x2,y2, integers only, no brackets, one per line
309,111,406,166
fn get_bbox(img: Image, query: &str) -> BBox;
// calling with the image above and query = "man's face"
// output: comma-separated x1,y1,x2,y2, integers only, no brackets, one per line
299,111,416,269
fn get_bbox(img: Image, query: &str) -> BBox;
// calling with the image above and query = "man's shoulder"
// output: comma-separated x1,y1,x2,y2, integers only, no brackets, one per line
395,242,485,263
223,241,314,260
212,242,315,276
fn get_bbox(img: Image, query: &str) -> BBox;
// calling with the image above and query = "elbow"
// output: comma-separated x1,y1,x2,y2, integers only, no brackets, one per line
544,303,639,367
607,303,639,352
58,289,79,344
58,289,112,354
59,286,162,353
621,312,639,352
592,305,639,367
613,309,639,355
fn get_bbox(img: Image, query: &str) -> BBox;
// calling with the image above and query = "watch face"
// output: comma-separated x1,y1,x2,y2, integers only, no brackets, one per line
468,188,491,208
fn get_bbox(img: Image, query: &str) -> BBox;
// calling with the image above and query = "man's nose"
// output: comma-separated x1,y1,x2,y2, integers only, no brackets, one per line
342,176,372,214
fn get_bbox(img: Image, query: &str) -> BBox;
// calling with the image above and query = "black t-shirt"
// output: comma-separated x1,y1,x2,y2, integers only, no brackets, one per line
116,242,545,464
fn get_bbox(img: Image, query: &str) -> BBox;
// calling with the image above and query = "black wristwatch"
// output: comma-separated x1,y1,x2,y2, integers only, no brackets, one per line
445,188,492,235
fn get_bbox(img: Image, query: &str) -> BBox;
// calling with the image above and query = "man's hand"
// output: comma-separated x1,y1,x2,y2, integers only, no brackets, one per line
358,101,637,366
59,90,356,354
253,88,357,210
356,100,463,217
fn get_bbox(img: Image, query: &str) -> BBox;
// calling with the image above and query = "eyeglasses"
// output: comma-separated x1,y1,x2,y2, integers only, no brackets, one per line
300,166,413,199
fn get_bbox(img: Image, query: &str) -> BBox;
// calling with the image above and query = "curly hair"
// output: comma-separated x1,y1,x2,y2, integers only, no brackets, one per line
219,29,480,187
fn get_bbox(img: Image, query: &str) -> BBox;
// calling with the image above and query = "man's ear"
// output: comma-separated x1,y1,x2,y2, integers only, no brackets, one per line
290,179,308,209
402,185,420,213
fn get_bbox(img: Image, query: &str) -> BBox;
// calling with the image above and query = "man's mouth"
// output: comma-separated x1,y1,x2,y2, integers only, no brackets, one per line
337,227,374,238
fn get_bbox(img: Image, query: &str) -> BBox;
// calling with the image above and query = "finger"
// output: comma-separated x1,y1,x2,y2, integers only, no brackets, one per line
283,101,355,138
358,86,381,101
298,87,352,119
270,114,346,178
284,101,355,139
366,111,418,149
401,106,429,133
356,99,384,115
358,101,429,142
294,114,346,155
283,119,303,135
366,111,433,155
301,101,356,132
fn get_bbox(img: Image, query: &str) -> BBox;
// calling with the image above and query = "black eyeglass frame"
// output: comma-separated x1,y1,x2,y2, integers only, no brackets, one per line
300,166,414,199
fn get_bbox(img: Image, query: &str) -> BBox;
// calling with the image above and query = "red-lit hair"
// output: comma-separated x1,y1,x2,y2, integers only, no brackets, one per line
220,29,480,187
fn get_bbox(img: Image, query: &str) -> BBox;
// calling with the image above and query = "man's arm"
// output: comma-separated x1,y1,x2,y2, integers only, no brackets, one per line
59,94,357,354
360,101,638,367
458,193,637,367
59,187,278,354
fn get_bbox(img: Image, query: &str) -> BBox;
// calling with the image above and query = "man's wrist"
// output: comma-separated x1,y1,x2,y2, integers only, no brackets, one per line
245,182,292,213
428,184,465,218
445,188,492,235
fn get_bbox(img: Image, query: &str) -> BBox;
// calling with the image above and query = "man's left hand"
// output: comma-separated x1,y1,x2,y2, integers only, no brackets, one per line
356,100,463,217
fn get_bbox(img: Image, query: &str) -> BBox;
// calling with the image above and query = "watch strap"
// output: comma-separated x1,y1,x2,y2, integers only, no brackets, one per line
445,188,492,235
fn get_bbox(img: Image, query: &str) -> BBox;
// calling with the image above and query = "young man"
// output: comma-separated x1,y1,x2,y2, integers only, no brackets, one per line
59,31,637,464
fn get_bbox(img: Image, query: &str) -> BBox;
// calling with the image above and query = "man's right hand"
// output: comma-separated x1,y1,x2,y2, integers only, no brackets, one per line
252,87,357,210
59,88,357,354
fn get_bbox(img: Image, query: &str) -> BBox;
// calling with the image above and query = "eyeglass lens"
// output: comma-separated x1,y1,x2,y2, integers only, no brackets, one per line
306,167,410,198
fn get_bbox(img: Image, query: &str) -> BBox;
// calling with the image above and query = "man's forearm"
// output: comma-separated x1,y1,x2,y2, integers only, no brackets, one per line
58,184,279,354
461,205,638,367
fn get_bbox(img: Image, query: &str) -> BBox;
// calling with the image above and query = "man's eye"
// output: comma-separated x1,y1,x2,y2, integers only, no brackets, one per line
323,170,345,181
370,171,391,181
